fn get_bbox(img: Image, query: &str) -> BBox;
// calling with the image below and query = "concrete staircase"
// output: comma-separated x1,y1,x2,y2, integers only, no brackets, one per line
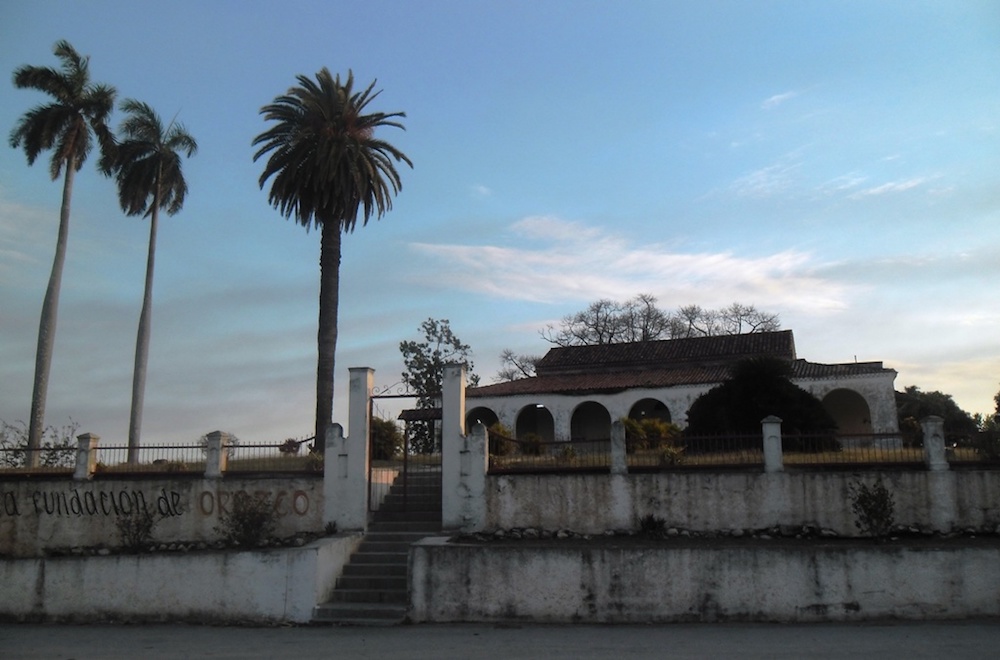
313,468,441,625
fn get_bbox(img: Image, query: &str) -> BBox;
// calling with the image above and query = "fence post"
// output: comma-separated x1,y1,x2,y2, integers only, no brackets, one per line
921,415,949,471
322,367,373,533
761,415,783,473
442,363,473,530
610,420,627,475
204,431,230,478
73,433,100,480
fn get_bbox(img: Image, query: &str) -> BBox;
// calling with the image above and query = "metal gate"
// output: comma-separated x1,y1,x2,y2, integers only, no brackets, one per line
368,387,442,514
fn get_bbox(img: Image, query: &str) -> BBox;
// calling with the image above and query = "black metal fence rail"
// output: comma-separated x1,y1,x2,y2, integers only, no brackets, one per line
632,433,764,470
489,434,612,473
782,432,923,468
94,445,206,473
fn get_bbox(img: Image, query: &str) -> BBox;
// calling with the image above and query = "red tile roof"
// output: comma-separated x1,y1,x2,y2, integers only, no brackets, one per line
468,331,892,399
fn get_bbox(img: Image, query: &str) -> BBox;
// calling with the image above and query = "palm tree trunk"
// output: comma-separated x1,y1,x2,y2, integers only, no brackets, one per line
127,203,159,464
315,221,342,453
27,158,76,468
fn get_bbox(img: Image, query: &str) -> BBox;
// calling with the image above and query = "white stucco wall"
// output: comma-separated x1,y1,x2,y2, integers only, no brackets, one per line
483,470,1000,536
410,539,1000,623
0,535,362,623
470,371,898,441
0,476,324,557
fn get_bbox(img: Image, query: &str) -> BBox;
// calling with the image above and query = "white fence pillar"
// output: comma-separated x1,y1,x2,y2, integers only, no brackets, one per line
204,430,230,478
322,367,373,532
610,420,627,475
921,415,949,471
73,433,99,480
443,363,482,531
762,415,783,473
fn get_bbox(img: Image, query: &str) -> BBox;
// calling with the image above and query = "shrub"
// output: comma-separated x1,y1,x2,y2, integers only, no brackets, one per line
557,444,577,462
519,433,544,456
305,451,324,472
487,422,517,456
849,478,895,540
0,418,77,468
116,508,159,553
638,513,666,537
215,491,278,547
658,445,685,466
623,417,681,453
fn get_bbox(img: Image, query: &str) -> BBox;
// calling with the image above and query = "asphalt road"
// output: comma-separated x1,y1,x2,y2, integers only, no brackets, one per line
2,621,1000,659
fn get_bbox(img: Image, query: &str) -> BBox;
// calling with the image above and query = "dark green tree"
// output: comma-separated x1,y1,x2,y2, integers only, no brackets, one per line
101,100,197,462
9,40,116,464
685,357,838,451
370,417,403,460
895,385,978,437
254,69,411,450
400,318,478,453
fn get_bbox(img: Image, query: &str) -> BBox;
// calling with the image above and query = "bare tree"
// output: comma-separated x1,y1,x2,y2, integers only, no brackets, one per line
495,349,541,382
540,295,780,347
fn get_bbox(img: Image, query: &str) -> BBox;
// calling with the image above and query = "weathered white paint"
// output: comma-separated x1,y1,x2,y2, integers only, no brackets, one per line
483,470,1000,537
469,368,899,442
0,535,362,623
0,476,324,557
409,539,1000,623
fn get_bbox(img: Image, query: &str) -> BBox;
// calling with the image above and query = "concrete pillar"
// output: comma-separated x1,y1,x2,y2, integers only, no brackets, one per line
323,367,373,532
442,363,477,530
610,420,627,475
762,415,783,473
921,415,949,471
204,431,230,478
73,433,100,480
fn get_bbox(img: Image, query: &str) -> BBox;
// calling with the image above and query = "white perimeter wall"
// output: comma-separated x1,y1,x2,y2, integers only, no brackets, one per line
1,535,362,624
410,539,1000,623
484,470,1000,536
0,476,324,557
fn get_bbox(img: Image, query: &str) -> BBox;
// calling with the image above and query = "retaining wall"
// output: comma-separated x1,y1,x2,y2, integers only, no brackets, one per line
0,534,362,623
0,475,323,557
410,537,1000,623
483,470,1000,536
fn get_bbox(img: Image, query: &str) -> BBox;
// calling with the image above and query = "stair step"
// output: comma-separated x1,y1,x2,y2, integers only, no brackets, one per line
336,574,407,590
327,588,407,604
312,601,407,625
342,563,408,577
349,551,409,564
373,510,442,522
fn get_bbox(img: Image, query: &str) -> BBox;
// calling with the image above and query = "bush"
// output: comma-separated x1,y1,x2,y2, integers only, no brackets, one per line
519,433,544,456
849,478,895,541
0,418,77,468
622,417,681,453
215,491,278,547
116,508,159,553
487,422,517,456
638,513,666,537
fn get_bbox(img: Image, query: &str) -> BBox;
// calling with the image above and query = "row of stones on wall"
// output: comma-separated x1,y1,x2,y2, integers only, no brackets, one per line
459,523,1000,543
38,530,328,558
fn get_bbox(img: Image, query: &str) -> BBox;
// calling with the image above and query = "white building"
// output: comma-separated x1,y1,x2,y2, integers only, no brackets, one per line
466,330,898,441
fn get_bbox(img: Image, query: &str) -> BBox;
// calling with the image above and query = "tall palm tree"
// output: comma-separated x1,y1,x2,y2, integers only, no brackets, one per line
9,40,116,466
253,69,411,450
102,100,197,463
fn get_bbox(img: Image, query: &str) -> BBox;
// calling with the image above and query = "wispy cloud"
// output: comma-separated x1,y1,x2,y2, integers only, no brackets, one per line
729,161,801,198
850,176,932,198
409,216,850,313
761,91,798,110
471,183,493,198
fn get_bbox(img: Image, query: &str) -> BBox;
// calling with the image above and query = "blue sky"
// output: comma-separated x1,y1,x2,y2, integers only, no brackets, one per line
1,0,998,445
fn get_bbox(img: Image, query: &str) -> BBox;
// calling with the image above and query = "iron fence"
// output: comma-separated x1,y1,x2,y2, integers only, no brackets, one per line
781,432,923,467
225,441,323,473
631,433,764,470
947,430,1000,466
0,445,75,473
93,444,206,474
488,434,612,473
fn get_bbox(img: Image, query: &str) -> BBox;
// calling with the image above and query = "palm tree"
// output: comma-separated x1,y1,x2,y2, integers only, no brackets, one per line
101,100,197,463
253,69,411,450
9,40,116,466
